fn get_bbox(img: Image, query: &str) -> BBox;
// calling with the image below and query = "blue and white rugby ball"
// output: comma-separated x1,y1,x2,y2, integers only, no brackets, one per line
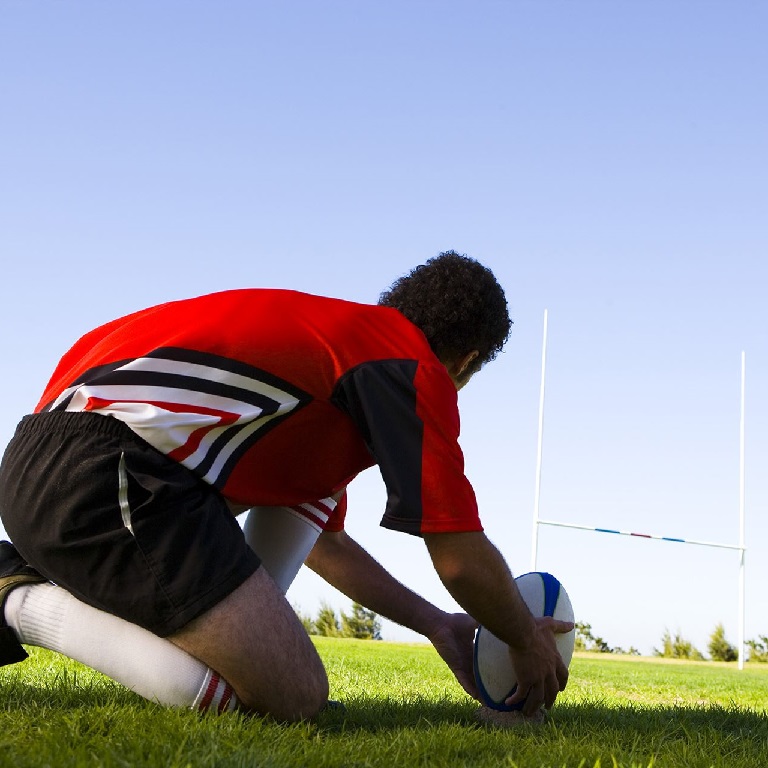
473,571,575,711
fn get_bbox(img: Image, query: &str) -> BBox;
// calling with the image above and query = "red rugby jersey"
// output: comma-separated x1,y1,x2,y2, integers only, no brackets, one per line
36,289,481,536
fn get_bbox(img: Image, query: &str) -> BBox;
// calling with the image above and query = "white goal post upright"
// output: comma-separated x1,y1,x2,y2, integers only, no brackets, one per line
738,350,746,669
530,308,548,574
529,310,747,668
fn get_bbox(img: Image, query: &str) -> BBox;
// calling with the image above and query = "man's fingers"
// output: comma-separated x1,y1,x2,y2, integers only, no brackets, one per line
505,681,546,716
539,616,575,634
508,667,562,714
505,683,539,715
544,670,561,709
456,669,481,700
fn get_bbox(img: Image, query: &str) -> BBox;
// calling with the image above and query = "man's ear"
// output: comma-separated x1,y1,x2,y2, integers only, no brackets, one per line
449,350,479,379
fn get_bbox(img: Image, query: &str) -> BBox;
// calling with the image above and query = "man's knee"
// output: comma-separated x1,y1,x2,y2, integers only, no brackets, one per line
170,567,330,721
237,659,329,721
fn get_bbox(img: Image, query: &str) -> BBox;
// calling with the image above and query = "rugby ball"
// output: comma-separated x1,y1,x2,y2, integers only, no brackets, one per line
473,571,575,711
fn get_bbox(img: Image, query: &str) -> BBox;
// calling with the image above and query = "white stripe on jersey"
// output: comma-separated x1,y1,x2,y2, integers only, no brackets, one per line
109,355,300,404
52,353,307,489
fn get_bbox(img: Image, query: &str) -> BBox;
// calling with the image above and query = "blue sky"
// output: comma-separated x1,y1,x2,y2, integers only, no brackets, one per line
1,1,766,657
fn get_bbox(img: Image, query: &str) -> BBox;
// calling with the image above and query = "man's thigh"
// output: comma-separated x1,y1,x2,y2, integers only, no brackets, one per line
0,412,260,636
169,565,329,721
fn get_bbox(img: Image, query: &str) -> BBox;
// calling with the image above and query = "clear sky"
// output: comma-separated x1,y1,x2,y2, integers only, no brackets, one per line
1,1,766,657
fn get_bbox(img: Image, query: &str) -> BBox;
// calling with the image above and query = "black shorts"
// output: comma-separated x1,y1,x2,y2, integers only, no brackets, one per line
0,411,261,637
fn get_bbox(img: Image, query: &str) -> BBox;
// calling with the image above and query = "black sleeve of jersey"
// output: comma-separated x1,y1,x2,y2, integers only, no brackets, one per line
330,360,424,535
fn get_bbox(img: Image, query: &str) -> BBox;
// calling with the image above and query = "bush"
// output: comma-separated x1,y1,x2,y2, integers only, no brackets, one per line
341,602,382,640
575,621,612,653
746,636,768,662
293,604,315,635
314,601,343,637
708,623,738,662
653,629,704,661
297,601,382,640
574,621,638,654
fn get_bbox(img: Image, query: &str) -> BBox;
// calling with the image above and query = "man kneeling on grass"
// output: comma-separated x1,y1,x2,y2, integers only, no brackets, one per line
0,250,571,720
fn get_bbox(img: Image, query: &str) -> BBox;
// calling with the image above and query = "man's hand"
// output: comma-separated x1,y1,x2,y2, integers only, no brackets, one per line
426,612,481,700
425,532,574,716
503,615,572,716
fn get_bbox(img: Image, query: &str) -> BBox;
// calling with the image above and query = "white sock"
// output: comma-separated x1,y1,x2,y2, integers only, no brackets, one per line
4,583,237,713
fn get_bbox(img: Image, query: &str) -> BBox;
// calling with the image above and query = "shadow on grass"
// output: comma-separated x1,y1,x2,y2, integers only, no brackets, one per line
0,674,153,711
317,694,768,739
317,694,478,732
3,676,767,744
552,699,768,737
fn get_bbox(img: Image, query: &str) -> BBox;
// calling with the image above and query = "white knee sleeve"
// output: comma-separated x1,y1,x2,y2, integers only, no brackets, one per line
243,500,335,593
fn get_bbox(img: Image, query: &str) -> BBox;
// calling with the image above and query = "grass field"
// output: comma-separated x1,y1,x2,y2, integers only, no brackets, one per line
1,638,767,767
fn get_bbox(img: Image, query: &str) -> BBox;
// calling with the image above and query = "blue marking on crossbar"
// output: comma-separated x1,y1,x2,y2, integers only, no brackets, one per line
595,528,620,535
662,537,686,543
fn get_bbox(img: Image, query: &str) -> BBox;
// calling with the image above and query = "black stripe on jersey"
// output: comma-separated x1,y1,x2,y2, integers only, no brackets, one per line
40,359,130,411
63,369,281,412
41,348,312,413
144,348,311,403
331,359,424,536
62,358,135,388
194,399,309,488
41,391,73,412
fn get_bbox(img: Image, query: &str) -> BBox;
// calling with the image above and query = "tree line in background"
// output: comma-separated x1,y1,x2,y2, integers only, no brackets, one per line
295,601,383,640
575,622,642,656
294,604,768,663
577,620,768,662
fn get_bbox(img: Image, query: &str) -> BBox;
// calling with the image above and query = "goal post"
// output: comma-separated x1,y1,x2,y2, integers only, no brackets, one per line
529,311,747,668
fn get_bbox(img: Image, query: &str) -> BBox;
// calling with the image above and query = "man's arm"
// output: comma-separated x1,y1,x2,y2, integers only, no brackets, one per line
305,529,480,699
423,530,571,715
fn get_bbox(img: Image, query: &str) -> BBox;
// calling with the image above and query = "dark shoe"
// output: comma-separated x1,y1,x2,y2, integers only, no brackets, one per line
0,541,46,666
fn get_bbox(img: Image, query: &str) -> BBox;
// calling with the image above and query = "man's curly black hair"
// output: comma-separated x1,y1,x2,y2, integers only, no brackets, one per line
378,250,512,377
